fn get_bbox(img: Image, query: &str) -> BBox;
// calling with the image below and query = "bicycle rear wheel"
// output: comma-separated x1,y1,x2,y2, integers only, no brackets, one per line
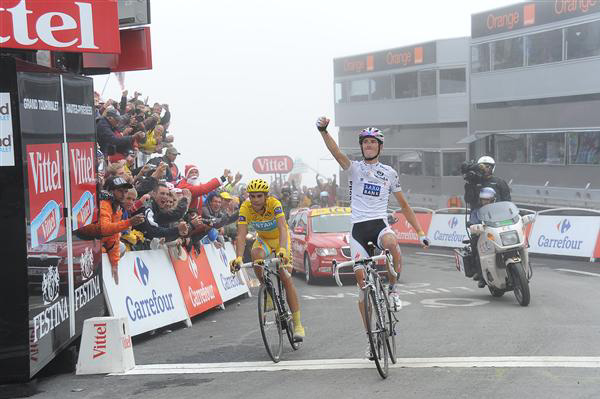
279,284,300,350
258,284,283,362
364,285,389,379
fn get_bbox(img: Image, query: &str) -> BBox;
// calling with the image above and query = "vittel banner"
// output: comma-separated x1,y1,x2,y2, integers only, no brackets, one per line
334,41,436,77
68,142,95,230
428,213,469,248
102,251,189,336
203,242,249,303
472,1,600,39
168,246,223,317
0,0,120,53
529,215,600,257
0,92,15,166
25,143,65,247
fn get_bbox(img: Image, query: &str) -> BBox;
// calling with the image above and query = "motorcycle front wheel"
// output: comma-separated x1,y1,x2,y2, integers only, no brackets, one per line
509,262,530,307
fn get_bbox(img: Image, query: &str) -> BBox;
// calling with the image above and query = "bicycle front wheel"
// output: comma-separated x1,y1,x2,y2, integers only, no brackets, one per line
364,285,389,379
279,284,300,351
258,284,283,362
380,281,397,364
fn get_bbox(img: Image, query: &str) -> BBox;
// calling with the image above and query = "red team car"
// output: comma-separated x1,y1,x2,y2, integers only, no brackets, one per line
289,207,386,284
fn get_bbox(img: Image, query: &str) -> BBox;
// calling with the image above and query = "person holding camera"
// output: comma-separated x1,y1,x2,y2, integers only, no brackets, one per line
462,156,511,287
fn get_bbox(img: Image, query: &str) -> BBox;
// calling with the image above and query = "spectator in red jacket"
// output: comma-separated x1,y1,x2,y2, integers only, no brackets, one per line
176,164,229,211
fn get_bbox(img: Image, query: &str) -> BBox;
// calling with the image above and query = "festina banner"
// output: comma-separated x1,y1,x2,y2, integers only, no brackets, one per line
167,246,223,317
0,0,120,53
203,242,249,303
102,251,189,336
529,215,600,257
428,213,469,248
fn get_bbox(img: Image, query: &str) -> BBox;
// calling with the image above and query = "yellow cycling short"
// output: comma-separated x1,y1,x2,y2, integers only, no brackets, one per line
252,232,292,267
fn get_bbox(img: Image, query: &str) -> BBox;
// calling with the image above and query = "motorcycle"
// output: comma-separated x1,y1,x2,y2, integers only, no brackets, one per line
454,201,535,306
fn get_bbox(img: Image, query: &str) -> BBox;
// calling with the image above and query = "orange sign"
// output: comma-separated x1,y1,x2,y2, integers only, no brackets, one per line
168,247,223,317
390,211,433,245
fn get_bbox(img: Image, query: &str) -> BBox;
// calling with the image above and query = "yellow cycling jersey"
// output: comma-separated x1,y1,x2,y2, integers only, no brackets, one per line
238,196,286,240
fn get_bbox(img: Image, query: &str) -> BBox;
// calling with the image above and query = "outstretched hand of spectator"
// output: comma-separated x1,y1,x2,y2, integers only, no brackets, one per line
134,131,146,141
182,189,192,201
178,221,189,236
223,169,231,179
234,172,242,183
130,213,145,226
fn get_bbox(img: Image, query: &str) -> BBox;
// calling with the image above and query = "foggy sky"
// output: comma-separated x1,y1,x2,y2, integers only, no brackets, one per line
94,0,516,184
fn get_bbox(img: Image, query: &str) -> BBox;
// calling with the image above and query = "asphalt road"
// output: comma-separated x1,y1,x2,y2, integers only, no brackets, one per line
6,247,600,399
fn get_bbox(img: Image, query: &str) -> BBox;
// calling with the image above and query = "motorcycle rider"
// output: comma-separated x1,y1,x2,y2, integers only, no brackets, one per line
464,156,511,288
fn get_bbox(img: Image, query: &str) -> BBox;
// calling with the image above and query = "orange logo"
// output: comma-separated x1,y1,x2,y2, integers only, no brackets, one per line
524,3,535,25
366,55,374,71
414,47,423,64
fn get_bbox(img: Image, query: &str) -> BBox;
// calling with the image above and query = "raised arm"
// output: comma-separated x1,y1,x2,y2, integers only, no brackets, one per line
315,116,351,171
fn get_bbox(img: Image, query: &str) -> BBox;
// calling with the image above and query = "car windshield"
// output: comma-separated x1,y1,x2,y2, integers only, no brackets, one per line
478,201,520,226
311,214,351,233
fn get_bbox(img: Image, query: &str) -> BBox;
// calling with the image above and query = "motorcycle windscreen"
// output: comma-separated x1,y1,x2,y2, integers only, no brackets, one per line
478,201,520,227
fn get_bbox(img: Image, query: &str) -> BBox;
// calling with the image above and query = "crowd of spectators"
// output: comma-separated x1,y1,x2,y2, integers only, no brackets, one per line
79,89,244,284
81,88,341,284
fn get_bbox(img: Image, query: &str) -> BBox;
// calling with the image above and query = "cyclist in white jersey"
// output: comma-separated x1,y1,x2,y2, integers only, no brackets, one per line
316,116,429,359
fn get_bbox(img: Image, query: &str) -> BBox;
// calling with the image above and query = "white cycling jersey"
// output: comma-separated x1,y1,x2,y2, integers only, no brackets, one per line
346,160,402,224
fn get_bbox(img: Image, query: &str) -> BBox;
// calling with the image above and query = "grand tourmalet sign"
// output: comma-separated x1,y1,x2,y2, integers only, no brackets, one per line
0,0,120,53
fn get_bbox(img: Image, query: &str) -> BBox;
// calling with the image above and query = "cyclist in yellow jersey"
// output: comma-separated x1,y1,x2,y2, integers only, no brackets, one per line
229,178,305,341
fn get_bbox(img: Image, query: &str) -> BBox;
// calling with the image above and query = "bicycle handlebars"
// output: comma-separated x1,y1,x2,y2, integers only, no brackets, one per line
332,250,396,287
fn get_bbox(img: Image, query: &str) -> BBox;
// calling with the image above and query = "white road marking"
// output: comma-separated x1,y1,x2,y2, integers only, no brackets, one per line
110,356,600,375
415,252,455,258
556,269,600,277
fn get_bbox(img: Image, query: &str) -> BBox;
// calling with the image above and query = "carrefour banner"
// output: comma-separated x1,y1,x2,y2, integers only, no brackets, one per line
428,213,469,248
102,251,189,336
203,242,249,303
390,211,433,245
529,216,600,258
167,246,223,317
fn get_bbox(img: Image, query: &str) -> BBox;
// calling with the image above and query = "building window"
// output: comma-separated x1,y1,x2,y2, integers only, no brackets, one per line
349,79,369,102
418,70,436,96
397,151,423,176
423,151,441,176
496,134,528,163
335,82,347,104
566,20,600,60
526,28,563,66
529,133,565,165
394,71,418,99
492,37,524,70
369,76,392,100
471,43,490,72
442,152,466,176
568,132,600,165
439,68,466,94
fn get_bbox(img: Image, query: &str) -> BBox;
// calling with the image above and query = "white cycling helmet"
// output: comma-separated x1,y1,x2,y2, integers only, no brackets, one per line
479,187,497,201
358,127,384,144
477,155,496,173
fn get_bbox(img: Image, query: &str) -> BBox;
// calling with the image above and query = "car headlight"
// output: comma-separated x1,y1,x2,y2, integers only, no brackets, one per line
316,248,337,256
500,231,520,246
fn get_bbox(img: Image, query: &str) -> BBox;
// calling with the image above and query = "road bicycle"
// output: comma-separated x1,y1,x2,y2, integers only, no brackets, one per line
333,242,398,379
239,257,300,362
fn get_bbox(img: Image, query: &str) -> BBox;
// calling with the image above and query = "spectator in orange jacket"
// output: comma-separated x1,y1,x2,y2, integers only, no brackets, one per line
101,177,145,284
176,164,229,211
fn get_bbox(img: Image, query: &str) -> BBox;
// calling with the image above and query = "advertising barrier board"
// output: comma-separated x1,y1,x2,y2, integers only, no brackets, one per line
203,242,249,303
167,246,223,317
390,211,433,245
102,251,189,336
428,213,469,248
0,92,14,166
529,215,600,258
